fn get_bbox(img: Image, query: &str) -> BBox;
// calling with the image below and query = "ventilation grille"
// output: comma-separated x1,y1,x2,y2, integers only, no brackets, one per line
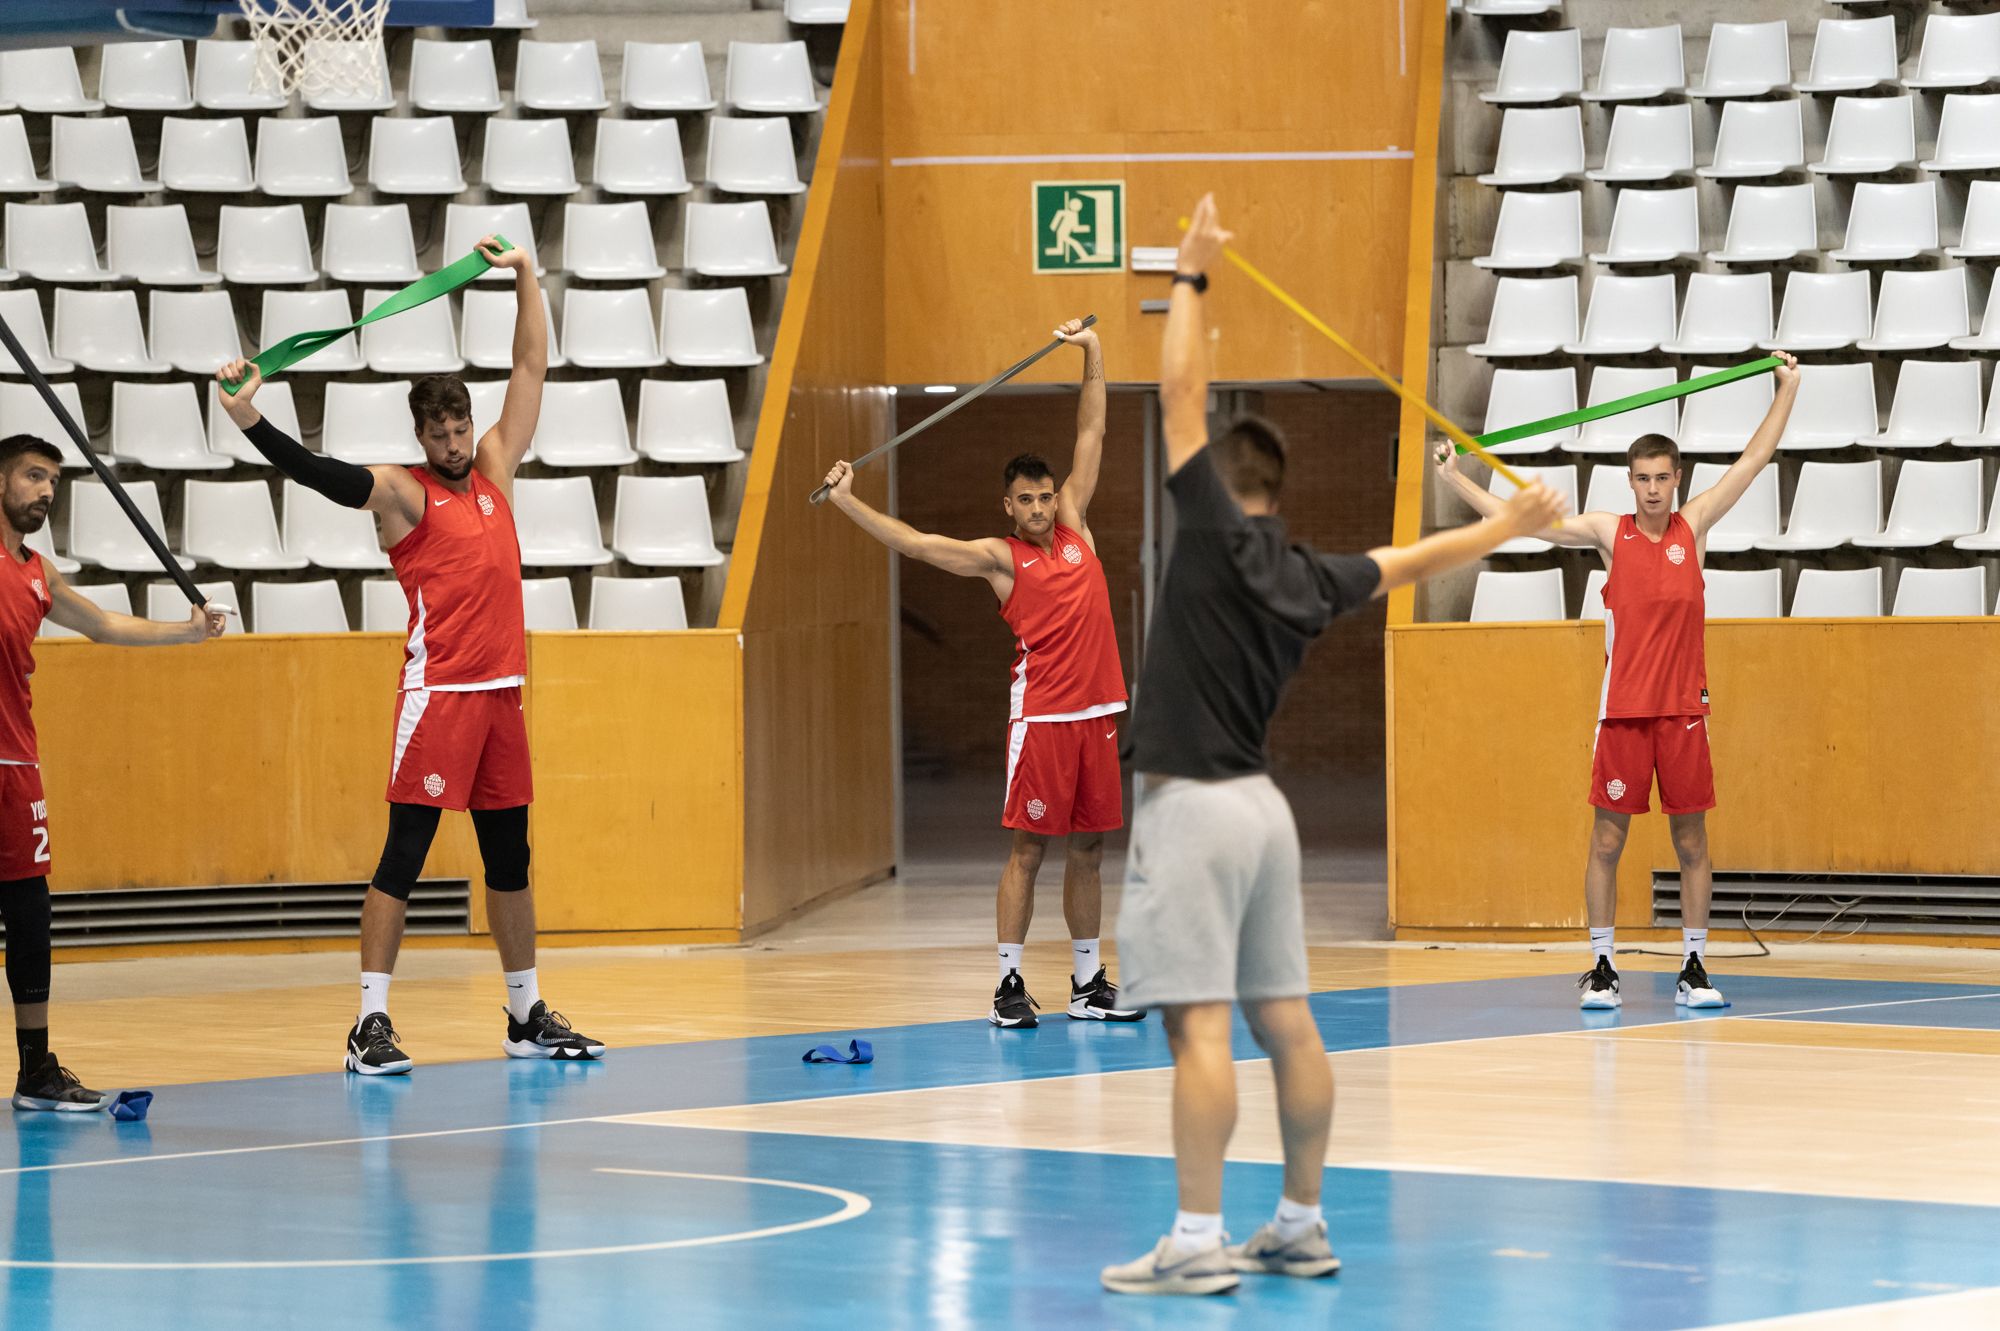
13,880,470,948
1654,872,2000,937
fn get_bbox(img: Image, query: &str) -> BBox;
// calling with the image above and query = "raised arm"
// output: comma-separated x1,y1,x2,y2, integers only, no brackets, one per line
1161,194,1233,475
1055,317,1105,528
1681,352,1800,541
822,460,1014,598
43,561,226,646
1432,440,1617,552
216,360,424,530
476,236,547,481
1368,482,1572,599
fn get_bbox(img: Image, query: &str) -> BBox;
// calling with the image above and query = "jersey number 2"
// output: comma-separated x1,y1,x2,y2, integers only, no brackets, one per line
31,826,47,864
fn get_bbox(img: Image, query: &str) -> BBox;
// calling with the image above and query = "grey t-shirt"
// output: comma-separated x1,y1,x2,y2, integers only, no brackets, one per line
1125,449,1380,780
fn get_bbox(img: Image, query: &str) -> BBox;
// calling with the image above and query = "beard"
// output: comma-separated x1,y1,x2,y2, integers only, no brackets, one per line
4,498,48,534
433,457,474,482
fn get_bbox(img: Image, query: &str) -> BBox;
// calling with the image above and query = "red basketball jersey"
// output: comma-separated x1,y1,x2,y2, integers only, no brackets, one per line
0,549,50,765
999,524,1127,720
1600,512,1708,720
387,468,526,691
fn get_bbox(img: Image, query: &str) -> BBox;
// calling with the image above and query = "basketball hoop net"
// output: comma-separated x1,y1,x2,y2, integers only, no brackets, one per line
239,0,392,99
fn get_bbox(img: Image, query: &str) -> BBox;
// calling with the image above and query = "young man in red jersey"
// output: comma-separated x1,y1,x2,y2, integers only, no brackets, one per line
217,236,602,1075
0,434,227,1110
822,316,1142,1027
1435,352,1800,1011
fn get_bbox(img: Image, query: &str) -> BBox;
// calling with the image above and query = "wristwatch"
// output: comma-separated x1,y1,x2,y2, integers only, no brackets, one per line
1172,272,1208,294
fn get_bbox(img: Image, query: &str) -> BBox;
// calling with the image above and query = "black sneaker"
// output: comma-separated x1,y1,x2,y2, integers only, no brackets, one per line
12,1054,106,1112
990,971,1040,1028
503,1001,605,1060
345,1012,414,1076
1576,956,1621,1010
1068,967,1145,1022
1675,953,1727,1009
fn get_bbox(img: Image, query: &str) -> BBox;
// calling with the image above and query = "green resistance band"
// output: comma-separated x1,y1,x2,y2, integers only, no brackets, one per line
221,236,515,392
1458,356,1784,454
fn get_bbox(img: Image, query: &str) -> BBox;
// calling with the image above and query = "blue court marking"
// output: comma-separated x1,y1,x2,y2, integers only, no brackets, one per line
9,971,1999,1178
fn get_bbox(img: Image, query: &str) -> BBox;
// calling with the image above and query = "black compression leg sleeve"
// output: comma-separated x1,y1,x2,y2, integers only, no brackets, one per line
470,806,529,893
371,803,443,902
0,877,52,1006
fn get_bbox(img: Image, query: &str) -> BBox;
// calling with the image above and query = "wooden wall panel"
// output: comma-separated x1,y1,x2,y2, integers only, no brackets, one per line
34,636,478,891
727,0,897,933
523,631,743,934
877,0,1421,385
1388,621,2000,933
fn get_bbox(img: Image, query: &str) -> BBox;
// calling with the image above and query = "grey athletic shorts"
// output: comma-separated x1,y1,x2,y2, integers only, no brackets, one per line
1116,773,1307,1009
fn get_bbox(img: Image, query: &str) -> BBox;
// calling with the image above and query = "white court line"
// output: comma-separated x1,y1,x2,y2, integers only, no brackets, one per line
889,150,1415,166
0,1170,869,1270
4,988,1992,1177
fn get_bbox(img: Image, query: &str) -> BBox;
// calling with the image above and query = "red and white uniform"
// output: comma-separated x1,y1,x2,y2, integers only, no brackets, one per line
1591,512,1714,815
383,468,533,811
0,549,52,879
998,524,1128,835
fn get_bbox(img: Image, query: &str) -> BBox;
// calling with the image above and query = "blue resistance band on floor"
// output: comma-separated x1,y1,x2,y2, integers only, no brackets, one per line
802,1039,873,1065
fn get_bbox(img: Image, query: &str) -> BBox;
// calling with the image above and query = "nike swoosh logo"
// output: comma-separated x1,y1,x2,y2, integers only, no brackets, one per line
1622,533,1636,540
1105,731,1116,739
1687,721,1700,729
433,499,449,506
508,983,524,989
1021,559,1038,567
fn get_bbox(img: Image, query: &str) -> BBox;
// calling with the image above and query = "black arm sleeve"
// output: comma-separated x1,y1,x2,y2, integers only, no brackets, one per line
244,416,375,510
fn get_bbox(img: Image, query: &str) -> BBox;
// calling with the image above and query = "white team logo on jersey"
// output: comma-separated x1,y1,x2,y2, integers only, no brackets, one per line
424,773,446,798
1026,799,1046,821
1666,544,1686,566
28,579,44,601
1061,543,1082,565
478,494,495,518
1606,778,1627,801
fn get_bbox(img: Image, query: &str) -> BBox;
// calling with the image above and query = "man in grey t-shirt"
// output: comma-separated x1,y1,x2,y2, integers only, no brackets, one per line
1100,196,1566,1296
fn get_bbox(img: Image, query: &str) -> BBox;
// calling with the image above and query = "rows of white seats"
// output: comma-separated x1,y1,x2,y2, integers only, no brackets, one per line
41,572,690,638
51,472,722,573
1471,563,1992,620
0,38,823,119
1483,16,2000,109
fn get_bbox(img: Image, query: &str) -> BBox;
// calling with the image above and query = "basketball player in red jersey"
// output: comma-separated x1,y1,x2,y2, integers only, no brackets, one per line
217,236,602,1075
822,316,1142,1027
1436,352,1800,1011
0,434,227,1110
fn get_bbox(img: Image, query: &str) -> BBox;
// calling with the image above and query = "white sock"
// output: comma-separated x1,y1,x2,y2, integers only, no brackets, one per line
359,971,391,1021
1071,938,1100,988
1682,928,1707,962
1589,927,1615,964
503,967,539,1023
1273,1195,1323,1242
1170,1210,1223,1254
997,943,1023,981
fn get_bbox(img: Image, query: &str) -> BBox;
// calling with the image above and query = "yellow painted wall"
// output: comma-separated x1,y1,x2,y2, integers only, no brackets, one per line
1387,620,2000,932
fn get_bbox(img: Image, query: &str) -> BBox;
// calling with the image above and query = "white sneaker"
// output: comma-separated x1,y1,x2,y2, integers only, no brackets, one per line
1100,1235,1240,1296
1228,1221,1341,1278
1675,953,1727,1008
1577,956,1622,1009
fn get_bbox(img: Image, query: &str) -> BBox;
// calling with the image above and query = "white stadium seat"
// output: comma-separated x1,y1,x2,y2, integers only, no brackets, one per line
368,118,468,195
0,382,93,467
321,381,424,465
1590,186,1698,266
1829,182,1938,263
53,289,169,374
514,477,613,566
361,580,407,632
1660,273,1771,357
1756,462,1883,551
1480,29,1582,106
561,201,666,280
1689,21,1791,100
192,39,287,111
1703,568,1782,620
594,117,693,196
1904,14,2000,91
589,576,688,630
254,117,351,197
99,40,194,112
1765,271,1872,354
0,49,102,114
69,480,193,572
106,205,220,287
683,201,786,278
1478,368,1578,455
1566,366,1677,457
252,580,350,634
150,289,244,374
637,379,743,464
49,116,158,193
1563,274,1676,356
208,379,302,467
1687,464,1778,553
1699,100,1805,180
1790,567,1881,618
6,203,116,282
1811,96,1916,176
1583,25,1684,102
110,382,230,471
1586,104,1694,183
0,289,71,376
442,203,542,279
1677,363,1773,456
705,117,806,194
560,287,663,369
159,116,255,193
1922,95,2000,173
725,41,820,113
147,581,242,634
1469,569,1564,623
528,381,636,467
459,286,564,370
217,204,318,284
515,40,610,112
1853,460,1984,549
183,480,309,571
1711,184,1817,266
482,118,579,195
0,116,52,192
1779,363,1877,451
283,482,389,570
1873,361,1983,450
621,41,716,112
521,577,579,631
1480,108,1589,186
1859,267,1970,353
1795,17,1898,94
661,287,765,367
410,38,501,113
360,286,462,374
1953,474,2000,551
322,204,422,283
612,475,725,567
1474,191,1582,271
260,290,363,374
1892,567,1986,618
1468,275,1576,358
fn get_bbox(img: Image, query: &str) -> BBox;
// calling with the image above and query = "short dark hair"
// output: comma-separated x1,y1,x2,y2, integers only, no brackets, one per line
1212,414,1287,502
408,375,471,431
0,435,64,472
1627,433,1681,471
1002,453,1055,491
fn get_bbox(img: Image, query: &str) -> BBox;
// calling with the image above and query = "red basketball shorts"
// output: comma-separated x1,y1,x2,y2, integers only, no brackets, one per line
385,686,533,811
1001,716,1124,836
1590,715,1715,816
0,764,50,880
